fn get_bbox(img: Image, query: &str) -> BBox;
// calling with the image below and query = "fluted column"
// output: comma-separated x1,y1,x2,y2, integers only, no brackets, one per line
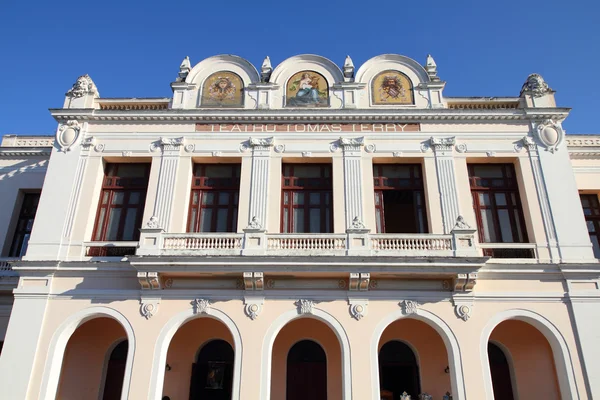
339,137,366,230
430,137,461,233
150,137,183,231
247,137,273,231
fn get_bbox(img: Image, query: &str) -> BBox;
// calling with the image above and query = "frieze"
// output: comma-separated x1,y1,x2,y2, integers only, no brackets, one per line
195,123,420,133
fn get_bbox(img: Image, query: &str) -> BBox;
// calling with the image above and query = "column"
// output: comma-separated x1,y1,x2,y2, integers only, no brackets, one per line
430,137,461,234
339,137,366,229
247,137,273,230
0,276,51,399
149,137,183,231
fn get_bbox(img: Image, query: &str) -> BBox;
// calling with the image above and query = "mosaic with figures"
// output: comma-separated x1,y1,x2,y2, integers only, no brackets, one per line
286,71,329,107
372,70,414,105
201,72,244,107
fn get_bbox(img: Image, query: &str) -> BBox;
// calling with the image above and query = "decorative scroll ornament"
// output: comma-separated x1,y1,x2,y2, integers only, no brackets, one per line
274,144,285,153
393,151,402,157
244,302,262,320
339,136,364,147
452,215,472,230
301,151,312,157
245,216,263,231
521,136,537,151
401,300,419,315
56,120,81,152
122,151,132,157
365,143,376,153
145,216,160,229
80,136,95,150
455,143,467,153
248,137,274,147
140,299,159,319
94,143,105,152
536,119,564,153
430,136,456,152
350,216,366,229
192,298,211,314
66,74,97,98
455,304,472,321
184,144,195,153
520,73,552,98
296,299,315,315
486,151,496,157
350,302,367,320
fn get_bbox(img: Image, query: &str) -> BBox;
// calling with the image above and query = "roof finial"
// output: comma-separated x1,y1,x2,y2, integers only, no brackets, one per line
177,56,191,82
343,55,355,82
520,73,552,97
261,56,272,83
425,54,439,81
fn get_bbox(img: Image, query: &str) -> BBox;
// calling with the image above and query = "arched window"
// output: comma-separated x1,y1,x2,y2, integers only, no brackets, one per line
286,71,329,107
190,340,234,400
102,340,128,400
371,70,414,105
201,72,244,107
488,343,515,400
287,340,327,400
379,341,420,399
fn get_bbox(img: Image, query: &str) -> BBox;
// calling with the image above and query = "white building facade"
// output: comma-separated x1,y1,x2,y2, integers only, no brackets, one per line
0,54,599,400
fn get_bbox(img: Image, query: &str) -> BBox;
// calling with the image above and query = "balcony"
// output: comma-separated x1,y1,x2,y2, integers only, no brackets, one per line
135,226,480,258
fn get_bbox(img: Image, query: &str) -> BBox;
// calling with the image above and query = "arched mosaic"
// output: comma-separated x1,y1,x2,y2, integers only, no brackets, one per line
286,70,329,107
201,71,244,107
372,70,414,105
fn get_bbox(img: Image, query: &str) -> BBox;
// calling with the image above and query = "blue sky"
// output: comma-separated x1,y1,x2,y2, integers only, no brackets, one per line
0,0,597,135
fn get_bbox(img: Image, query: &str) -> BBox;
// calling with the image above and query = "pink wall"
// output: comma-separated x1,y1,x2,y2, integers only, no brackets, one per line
270,317,343,400
56,317,126,399
490,320,561,400
379,318,452,399
163,317,234,400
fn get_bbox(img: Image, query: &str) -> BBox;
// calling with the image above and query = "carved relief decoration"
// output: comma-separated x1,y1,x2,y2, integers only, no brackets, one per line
249,137,274,147
56,120,81,152
452,215,472,231
455,143,467,153
536,119,564,153
145,216,161,229
192,298,211,314
430,137,456,152
140,299,159,319
520,73,552,98
66,74,97,98
80,136,95,150
401,300,419,315
274,144,285,153
455,304,472,321
244,301,262,320
350,303,367,320
349,272,370,291
245,216,263,231
296,299,315,315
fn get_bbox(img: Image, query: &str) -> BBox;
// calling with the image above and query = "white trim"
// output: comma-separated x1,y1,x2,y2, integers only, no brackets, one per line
39,306,135,400
260,309,352,400
480,309,581,400
148,308,242,400
371,309,466,400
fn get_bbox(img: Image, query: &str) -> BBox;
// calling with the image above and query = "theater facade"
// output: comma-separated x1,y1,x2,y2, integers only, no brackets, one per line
0,53,599,400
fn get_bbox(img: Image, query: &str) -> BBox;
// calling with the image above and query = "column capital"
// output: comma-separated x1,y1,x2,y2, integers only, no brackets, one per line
150,136,184,153
430,136,456,155
338,136,364,153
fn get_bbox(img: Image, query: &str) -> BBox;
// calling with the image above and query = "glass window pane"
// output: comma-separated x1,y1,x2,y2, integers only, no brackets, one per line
112,192,125,205
417,210,426,233
129,192,141,205
203,193,215,205
309,209,321,233
479,193,491,206
480,209,497,242
200,209,213,232
309,193,320,205
581,196,590,207
113,164,147,178
106,209,122,240
290,165,321,178
18,234,30,257
294,192,304,205
232,209,238,231
283,208,289,233
587,220,596,233
283,192,289,205
591,235,600,258
102,191,109,205
293,209,305,233
471,165,504,178
375,193,381,206
216,209,228,232
94,208,106,239
218,192,230,205
122,209,138,240
513,210,525,242
188,209,197,232
495,193,507,206
498,209,514,242
192,192,200,205
376,209,383,233
325,208,331,233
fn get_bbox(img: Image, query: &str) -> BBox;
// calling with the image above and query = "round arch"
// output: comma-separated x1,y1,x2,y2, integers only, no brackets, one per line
38,306,136,400
355,54,430,85
371,309,466,400
270,54,344,87
185,54,259,85
260,308,352,400
148,308,243,400
480,309,581,400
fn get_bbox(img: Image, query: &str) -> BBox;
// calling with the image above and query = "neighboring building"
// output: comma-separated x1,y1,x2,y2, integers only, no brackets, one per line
0,53,599,400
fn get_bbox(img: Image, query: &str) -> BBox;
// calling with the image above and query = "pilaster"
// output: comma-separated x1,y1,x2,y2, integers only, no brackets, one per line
247,137,273,229
430,137,461,234
339,137,366,230
149,137,184,231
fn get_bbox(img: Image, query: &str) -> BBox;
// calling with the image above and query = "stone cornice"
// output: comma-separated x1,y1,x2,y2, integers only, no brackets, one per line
49,107,570,123
0,147,52,157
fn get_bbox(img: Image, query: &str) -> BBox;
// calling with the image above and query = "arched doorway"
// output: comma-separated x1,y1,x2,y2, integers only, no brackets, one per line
286,340,327,400
488,319,561,399
379,341,420,398
488,343,515,400
55,317,128,399
162,317,235,400
189,340,234,400
102,340,128,400
377,318,451,399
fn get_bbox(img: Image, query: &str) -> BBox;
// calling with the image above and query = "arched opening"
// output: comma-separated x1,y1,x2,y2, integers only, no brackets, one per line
162,317,235,400
379,341,420,399
286,340,327,400
488,343,515,400
271,317,342,400
55,317,127,399
489,319,561,399
189,340,234,400
102,340,128,400
378,318,451,399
